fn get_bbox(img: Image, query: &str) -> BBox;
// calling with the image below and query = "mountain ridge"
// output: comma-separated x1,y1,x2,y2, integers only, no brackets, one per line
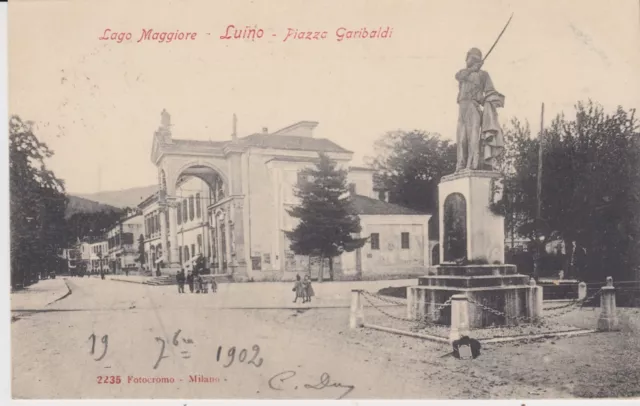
65,196,121,218
74,184,158,209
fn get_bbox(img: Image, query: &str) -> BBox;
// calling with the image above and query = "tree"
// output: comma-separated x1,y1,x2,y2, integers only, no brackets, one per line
366,130,457,237
286,153,368,282
491,101,640,281
10,116,68,288
66,208,123,245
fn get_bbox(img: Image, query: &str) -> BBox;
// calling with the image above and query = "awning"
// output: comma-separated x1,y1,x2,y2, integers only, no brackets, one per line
155,256,165,265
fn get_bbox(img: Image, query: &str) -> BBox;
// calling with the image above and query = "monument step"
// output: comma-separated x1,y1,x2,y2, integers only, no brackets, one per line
419,275,529,288
433,264,518,277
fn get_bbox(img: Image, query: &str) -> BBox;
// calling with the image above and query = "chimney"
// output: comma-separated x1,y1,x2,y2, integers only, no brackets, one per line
262,127,268,134
231,113,237,140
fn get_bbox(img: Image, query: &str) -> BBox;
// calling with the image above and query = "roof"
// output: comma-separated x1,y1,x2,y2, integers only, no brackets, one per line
237,133,351,153
351,194,427,216
172,139,229,148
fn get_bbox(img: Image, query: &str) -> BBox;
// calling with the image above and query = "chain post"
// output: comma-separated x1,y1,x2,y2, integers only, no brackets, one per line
597,276,619,331
449,294,471,343
349,289,365,329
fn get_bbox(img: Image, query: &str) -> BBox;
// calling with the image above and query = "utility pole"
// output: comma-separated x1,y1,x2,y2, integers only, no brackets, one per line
533,103,544,280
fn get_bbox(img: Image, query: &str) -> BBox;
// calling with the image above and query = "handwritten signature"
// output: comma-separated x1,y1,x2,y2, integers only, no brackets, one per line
268,370,355,399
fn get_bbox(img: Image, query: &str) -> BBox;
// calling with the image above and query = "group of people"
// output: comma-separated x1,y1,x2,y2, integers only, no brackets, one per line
293,274,314,303
176,269,217,294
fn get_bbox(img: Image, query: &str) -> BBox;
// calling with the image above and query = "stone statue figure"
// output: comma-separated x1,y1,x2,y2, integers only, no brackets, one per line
455,48,505,171
161,109,171,128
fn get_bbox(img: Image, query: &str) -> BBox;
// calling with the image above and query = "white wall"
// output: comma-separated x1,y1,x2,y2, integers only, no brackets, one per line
347,170,376,198
342,214,431,276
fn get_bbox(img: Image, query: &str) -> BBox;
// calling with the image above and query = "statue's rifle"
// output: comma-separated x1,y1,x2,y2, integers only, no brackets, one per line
483,13,514,63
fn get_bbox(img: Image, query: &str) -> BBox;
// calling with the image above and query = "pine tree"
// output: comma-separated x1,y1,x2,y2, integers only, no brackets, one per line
137,234,146,266
286,153,367,282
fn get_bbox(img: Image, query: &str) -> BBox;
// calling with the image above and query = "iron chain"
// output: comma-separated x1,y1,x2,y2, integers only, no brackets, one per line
360,291,451,325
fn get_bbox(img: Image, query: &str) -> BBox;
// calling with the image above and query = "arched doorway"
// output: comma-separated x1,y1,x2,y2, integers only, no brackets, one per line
443,193,467,262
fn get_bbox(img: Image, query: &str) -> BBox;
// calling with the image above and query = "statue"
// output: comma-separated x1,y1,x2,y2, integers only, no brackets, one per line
160,109,171,128
455,48,505,171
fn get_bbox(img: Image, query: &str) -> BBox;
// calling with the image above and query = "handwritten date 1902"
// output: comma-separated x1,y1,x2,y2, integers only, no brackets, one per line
216,344,263,368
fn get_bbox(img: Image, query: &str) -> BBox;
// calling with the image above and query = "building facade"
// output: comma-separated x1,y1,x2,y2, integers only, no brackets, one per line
139,177,211,272
88,240,109,273
147,110,432,280
106,212,144,274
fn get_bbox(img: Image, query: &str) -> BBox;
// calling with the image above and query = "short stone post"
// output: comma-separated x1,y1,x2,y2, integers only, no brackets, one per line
578,282,587,300
349,290,365,329
527,277,543,322
449,294,471,343
597,277,619,331
417,288,427,322
406,287,415,320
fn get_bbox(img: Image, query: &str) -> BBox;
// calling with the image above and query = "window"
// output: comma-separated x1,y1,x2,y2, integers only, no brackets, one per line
182,200,188,223
196,193,201,218
155,213,160,234
189,195,195,221
191,244,196,258
370,233,380,250
177,204,182,225
401,232,410,249
197,234,202,254
184,246,190,261
378,190,386,201
179,247,182,263
348,183,356,194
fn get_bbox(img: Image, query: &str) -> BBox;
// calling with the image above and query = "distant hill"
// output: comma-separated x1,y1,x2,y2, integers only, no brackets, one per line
75,184,158,209
65,196,120,218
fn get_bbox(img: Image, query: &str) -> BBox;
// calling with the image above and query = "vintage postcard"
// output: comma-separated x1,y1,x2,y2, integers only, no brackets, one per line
7,0,640,402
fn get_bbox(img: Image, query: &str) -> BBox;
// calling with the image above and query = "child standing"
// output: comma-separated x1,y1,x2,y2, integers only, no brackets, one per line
303,274,314,303
292,274,304,303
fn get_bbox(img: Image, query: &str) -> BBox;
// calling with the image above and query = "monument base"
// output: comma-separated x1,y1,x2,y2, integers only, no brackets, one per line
439,169,505,264
408,264,541,328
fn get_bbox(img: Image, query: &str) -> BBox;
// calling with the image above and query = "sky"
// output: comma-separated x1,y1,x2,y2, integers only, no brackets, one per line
9,0,640,194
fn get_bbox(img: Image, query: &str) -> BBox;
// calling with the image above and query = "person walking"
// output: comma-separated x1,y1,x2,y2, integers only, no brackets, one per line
195,274,204,293
176,269,186,293
210,277,217,294
186,270,194,293
303,274,314,303
292,274,304,303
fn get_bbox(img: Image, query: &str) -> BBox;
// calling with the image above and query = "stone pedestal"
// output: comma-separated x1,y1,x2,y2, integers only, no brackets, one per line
408,264,538,328
439,170,504,264
406,169,540,329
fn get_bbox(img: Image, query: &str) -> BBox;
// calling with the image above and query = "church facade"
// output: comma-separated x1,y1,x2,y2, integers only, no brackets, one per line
148,110,431,280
